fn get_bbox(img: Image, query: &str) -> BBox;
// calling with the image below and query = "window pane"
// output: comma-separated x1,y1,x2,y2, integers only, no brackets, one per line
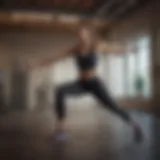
107,54,125,98
127,52,137,97
136,37,151,97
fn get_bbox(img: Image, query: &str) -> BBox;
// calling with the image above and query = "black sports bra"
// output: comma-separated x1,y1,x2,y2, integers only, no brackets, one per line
75,52,97,71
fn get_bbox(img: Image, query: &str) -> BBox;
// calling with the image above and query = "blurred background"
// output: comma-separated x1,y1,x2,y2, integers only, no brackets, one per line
0,0,159,160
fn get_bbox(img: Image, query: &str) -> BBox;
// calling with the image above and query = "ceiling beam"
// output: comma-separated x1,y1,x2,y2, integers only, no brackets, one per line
95,0,117,17
95,0,128,18
0,11,110,32
110,0,138,19
95,0,140,19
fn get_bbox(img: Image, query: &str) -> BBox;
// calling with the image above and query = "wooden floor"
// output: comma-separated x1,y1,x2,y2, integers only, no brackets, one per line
0,105,159,160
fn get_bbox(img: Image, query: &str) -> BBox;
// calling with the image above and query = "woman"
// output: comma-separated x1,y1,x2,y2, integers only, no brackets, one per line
52,26,142,140
52,25,143,142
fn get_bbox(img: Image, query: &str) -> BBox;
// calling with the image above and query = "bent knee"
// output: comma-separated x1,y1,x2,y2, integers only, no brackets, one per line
55,85,68,97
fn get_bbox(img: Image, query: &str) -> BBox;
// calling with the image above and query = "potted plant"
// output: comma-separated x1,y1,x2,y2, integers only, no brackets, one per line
135,74,145,98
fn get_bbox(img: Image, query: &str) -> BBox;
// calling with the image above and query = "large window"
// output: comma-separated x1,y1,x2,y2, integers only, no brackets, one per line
105,36,151,98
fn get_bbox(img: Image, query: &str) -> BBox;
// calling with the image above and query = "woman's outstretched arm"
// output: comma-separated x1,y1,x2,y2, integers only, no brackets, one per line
96,40,128,54
27,45,78,70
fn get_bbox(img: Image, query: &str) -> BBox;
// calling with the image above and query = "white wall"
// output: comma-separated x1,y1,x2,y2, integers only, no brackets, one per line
0,32,76,110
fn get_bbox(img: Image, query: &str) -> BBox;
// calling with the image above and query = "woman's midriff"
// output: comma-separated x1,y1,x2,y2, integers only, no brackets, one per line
79,69,96,81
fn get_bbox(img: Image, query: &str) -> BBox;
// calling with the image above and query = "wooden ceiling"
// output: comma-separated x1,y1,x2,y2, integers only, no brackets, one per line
0,0,148,18
0,0,150,32
0,0,106,16
0,12,110,33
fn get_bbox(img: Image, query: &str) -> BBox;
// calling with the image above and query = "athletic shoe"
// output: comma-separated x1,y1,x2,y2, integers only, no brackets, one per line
133,122,143,143
53,130,67,141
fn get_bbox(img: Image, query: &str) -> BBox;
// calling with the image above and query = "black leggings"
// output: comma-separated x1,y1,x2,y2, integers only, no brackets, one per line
55,77,131,122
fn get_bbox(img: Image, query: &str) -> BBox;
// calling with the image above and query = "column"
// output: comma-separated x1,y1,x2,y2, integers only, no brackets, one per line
10,57,29,110
151,27,160,113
